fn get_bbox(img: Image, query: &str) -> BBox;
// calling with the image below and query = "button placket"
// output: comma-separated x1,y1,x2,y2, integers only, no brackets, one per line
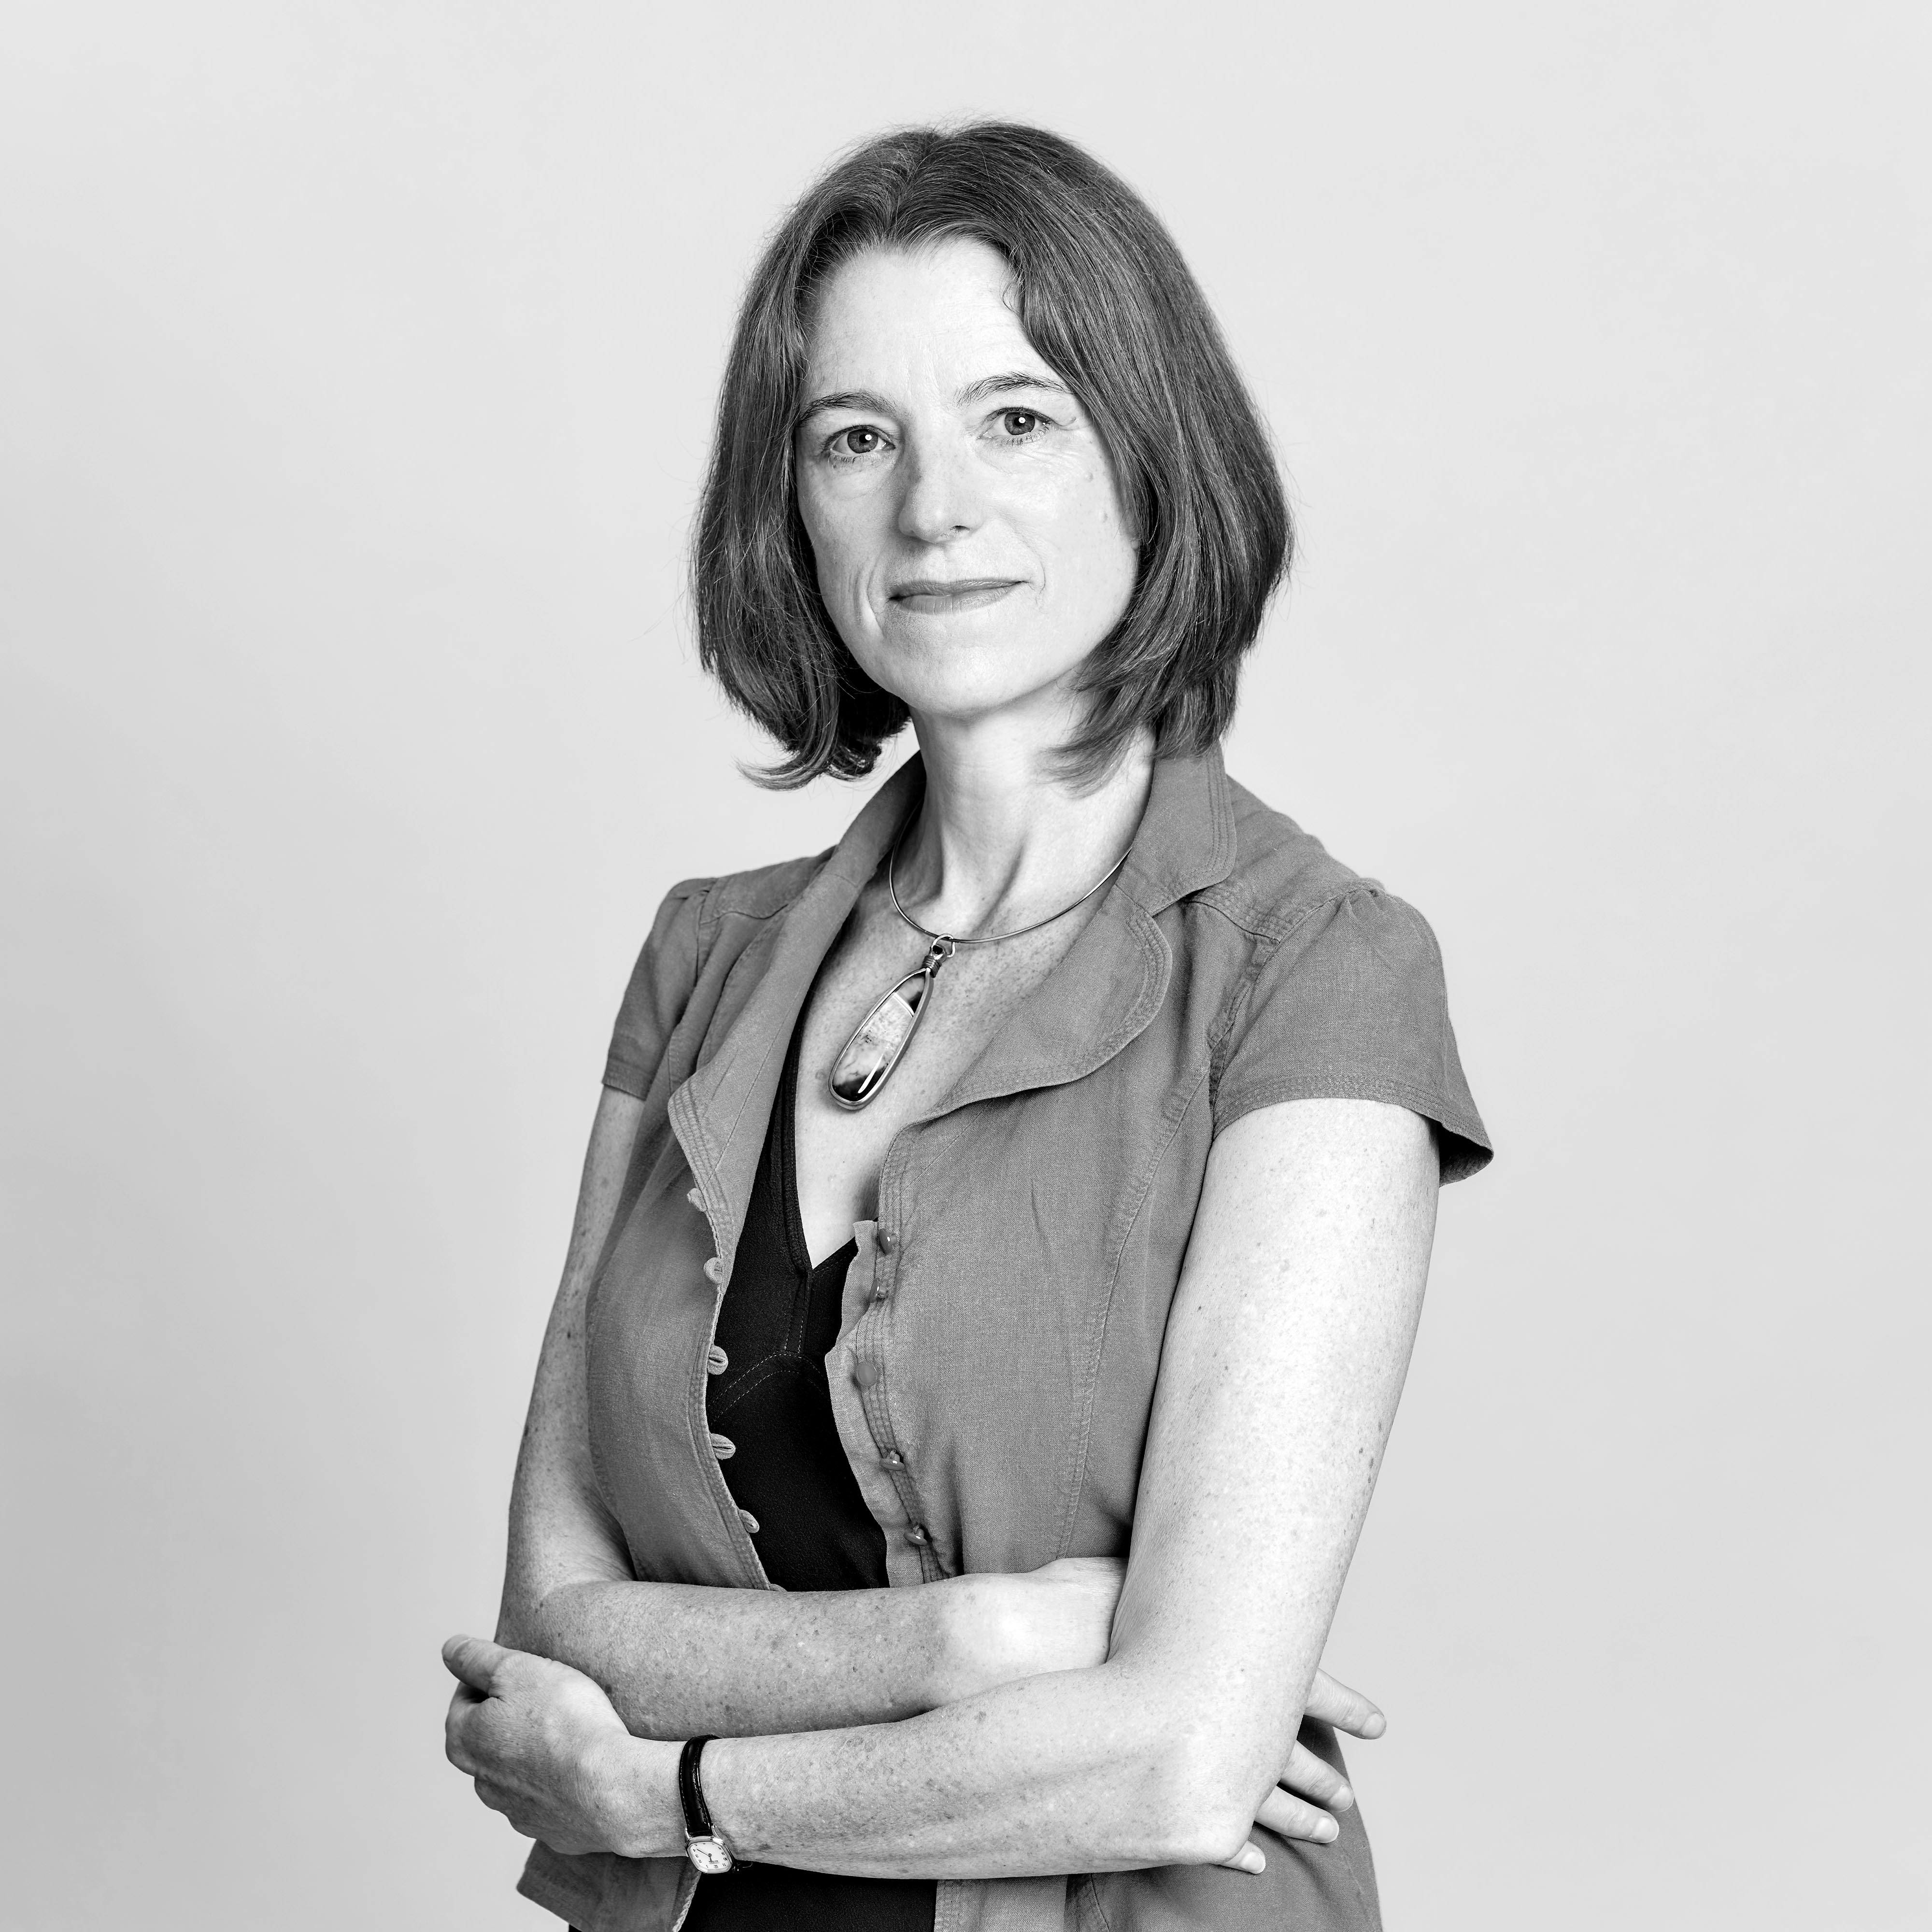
668,1130,763,1593
699,1261,763,1577
882,1461,931,1540
874,1193,917,1518
850,1197,946,1575
850,1355,942,1575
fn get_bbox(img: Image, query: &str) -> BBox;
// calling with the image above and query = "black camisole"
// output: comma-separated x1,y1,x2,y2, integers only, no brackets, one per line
682,1021,937,1932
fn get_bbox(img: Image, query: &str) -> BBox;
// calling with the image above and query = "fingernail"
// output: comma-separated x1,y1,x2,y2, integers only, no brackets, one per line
1363,1713,1386,1738
1319,1818,1339,1843
1243,1847,1266,1874
1332,1783,1355,1811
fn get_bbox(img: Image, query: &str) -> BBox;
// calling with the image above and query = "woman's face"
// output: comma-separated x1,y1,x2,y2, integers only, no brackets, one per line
794,238,1139,731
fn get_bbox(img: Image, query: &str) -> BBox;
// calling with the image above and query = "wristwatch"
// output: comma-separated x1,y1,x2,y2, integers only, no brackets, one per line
676,1736,736,1875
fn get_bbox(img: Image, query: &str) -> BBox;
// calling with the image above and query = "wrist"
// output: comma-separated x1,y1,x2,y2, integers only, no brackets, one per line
928,1572,1023,1705
592,1734,685,1860
687,1734,766,1864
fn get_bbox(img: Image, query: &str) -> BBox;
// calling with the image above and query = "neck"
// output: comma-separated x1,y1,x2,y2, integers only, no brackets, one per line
895,703,1155,938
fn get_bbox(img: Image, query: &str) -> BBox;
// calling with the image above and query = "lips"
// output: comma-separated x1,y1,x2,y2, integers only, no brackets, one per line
888,578,1021,613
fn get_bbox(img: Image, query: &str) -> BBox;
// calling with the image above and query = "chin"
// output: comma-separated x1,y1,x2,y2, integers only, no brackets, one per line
850,622,1097,729
901,675,1088,731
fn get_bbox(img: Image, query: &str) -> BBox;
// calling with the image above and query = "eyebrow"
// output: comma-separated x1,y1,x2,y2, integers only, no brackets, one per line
796,387,894,426
957,370,1072,405
796,370,1072,427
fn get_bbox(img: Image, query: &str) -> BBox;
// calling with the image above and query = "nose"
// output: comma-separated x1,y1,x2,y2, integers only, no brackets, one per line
894,435,984,545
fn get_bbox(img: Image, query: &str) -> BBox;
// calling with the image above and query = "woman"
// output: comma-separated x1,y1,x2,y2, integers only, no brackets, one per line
443,122,1490,1932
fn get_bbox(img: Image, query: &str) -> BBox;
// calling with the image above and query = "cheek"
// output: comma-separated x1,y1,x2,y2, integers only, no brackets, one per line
796,494,852,606
798,484,881,603
1042,466,1138,606
796,495,893,664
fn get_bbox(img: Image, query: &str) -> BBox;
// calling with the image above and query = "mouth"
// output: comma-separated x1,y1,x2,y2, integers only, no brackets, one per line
887,578,1022,615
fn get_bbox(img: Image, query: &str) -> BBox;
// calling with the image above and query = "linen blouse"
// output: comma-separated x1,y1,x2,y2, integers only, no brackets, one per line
520,745,1491,1932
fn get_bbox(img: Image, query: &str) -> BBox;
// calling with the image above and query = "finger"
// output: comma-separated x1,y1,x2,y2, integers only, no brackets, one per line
442,1633,512,1692
475,1780,543,1843
1304,1668,1386,1739
1213,1839,1267,1875
1253,1785,1341,1846
1279,1740,1354,1814
444,1666,517,1748
473,1777,511,1816
445,1683,492,1771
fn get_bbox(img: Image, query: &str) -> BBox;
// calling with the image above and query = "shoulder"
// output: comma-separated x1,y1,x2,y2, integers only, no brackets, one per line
674,847,830,929
632,844,839,989
1193,773,1427,950
604,846,838,1095
1190,773,1492,1178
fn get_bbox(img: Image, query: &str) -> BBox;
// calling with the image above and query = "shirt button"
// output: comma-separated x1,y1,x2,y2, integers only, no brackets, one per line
871,1279,890,1303
702,1256,724,1285
710,1433,736,1461
687,1187,704,1210
852,1358,880,1390
707,1344,728,1375
739,1509,760,1534
880,1448,904,1467
875,1227,894,1254
906,1523,929,1545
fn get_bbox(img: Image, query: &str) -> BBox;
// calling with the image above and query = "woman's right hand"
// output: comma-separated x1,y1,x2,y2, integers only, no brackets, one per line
944,1559,1386,1849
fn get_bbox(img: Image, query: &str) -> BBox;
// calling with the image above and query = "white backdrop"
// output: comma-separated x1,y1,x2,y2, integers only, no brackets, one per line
2,4,1926,1927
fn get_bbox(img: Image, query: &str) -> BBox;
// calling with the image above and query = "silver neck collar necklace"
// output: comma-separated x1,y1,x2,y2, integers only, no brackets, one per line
826,820,1130,1110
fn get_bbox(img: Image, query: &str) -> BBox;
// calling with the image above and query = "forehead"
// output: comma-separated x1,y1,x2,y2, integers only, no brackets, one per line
802,239,1049,386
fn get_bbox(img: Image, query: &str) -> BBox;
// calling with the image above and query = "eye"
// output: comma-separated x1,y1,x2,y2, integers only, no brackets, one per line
829,425,889,459
998,409,1042,439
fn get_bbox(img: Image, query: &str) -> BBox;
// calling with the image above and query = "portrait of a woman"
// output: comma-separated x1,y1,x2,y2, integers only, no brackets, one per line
441,121,1491,1932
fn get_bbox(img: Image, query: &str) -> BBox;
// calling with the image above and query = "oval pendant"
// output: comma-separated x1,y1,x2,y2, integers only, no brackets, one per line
828,940,952,1110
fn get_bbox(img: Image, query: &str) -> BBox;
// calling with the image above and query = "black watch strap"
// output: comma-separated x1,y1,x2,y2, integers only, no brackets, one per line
677,1735,719,1840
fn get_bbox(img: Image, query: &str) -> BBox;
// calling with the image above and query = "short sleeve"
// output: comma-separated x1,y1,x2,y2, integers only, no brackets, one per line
601,879,712,1099
1213,888,1492,1182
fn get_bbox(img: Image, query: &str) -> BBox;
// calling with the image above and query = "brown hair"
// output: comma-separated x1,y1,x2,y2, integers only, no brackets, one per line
693,122,1291,786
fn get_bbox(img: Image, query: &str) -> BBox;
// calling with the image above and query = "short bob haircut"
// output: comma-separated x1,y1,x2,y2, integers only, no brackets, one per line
694,121,1290,787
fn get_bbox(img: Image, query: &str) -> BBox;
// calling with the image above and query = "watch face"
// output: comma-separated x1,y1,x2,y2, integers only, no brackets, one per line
687,1835,734,1875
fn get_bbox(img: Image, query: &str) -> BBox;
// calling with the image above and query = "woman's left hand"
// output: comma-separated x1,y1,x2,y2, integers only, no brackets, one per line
1250,1668,1387,1847
442,1634,675,1858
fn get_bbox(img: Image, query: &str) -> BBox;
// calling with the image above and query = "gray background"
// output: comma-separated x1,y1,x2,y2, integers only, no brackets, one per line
2,3,1925,1927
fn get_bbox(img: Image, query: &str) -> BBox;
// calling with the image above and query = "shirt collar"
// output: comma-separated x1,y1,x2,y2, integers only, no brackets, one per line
826,738,1236,910
1116,740,1237,914
669,741,1236,1261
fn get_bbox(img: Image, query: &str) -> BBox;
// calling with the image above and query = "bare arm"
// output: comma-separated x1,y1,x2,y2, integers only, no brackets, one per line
497,1087,1110,1736
454,1095,1434,1875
